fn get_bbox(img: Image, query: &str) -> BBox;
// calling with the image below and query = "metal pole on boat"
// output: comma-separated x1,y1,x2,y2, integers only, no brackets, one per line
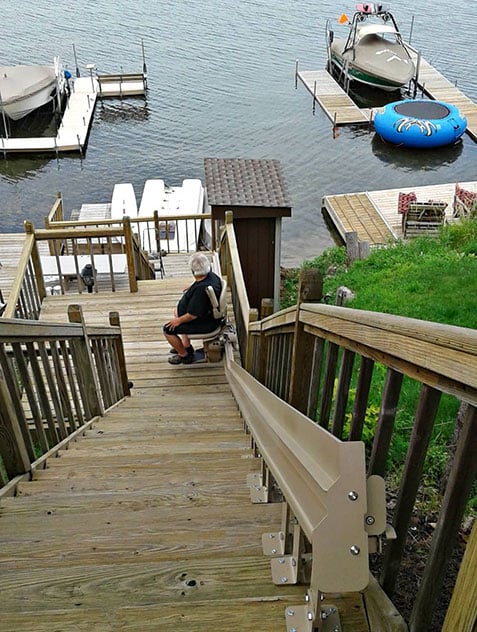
295,59,299,89
413,51,421,99
73,43,80,78
408,15,415,46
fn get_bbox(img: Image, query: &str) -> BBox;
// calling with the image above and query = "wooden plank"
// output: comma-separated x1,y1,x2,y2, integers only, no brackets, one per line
442,520,477,632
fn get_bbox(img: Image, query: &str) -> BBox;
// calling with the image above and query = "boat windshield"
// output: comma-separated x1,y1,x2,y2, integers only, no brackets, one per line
356,23,401,44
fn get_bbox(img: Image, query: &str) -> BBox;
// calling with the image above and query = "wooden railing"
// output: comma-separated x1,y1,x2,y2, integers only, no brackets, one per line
2,226,45,320
45,194,212,256
244,272,477,631
218,211,258,365
2,220,157,319
0,305,130,493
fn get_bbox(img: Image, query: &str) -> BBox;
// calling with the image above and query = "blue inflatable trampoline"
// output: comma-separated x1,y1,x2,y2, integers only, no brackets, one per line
374,99,467,148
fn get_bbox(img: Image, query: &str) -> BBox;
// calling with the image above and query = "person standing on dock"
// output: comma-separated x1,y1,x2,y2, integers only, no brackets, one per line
163,253,222,365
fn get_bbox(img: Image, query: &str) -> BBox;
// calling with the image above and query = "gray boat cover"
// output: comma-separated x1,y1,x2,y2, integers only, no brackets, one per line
0,65,56,104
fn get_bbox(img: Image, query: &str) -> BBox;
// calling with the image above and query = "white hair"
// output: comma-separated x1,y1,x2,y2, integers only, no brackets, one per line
189,252,211,276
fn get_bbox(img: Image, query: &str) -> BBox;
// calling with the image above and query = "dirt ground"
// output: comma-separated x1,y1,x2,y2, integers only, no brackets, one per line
370,507,470,631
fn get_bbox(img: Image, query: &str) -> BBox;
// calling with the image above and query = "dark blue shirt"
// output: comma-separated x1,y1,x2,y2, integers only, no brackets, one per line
177,271,222,323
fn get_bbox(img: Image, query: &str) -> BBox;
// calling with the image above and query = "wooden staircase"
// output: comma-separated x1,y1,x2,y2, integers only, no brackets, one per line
0,275,370,631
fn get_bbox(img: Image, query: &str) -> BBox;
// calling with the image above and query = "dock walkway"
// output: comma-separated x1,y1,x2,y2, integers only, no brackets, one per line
0,276,369,631
0,73,147,155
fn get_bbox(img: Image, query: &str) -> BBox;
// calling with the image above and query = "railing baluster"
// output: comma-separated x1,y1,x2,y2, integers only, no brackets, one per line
318,341,339,431
367,368,404,477
409,405,477,631
380,385,442,596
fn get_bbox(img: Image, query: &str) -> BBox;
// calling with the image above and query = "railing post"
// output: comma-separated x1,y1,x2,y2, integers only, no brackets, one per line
0,374,31,479
123,217,138,292
109,311,131,397
67,304,104,417
245,309,259,373
288,269,323,414
25,221,46,303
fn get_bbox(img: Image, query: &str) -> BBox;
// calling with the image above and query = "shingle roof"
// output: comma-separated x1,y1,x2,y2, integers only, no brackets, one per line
204,158,291,208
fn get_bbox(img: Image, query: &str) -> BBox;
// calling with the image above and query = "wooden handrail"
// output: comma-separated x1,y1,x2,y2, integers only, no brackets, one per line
245,293,477,629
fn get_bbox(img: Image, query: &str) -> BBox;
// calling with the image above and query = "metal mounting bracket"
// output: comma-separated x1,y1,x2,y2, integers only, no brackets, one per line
285,603,341,632
271,555,299,585
262,530,286,556
247,471,269,503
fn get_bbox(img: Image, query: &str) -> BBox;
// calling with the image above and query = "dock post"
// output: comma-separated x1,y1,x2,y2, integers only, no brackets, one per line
141,39,148,83
73,43,80,78
77,134,83,161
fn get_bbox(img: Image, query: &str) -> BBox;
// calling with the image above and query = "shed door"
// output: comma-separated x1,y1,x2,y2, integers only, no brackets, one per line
234,217,275,315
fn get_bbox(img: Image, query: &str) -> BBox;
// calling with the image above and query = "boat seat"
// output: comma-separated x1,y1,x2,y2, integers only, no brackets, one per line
453,183,477,219
187,277,229,362
403,200,447,238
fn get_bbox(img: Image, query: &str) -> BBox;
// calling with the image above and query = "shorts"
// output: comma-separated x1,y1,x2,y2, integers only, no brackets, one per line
163,319,221,336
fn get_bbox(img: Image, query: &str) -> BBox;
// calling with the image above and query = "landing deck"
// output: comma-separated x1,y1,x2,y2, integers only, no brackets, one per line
322,180,477,246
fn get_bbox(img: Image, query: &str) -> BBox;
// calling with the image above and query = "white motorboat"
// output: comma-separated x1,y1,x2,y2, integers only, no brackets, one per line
111,182,138,219
327,3,415,92
138,178,209,253
0,58,63,121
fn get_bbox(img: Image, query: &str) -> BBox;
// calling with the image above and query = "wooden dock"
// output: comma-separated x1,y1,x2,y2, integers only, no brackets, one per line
297,53,477,142
322,180,477,246
0,73,147,155
296,69,372,125
0,276,371,632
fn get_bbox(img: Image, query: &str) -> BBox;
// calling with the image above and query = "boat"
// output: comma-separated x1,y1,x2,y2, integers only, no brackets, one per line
374,99,467,148
0,58,64,121
138,178,209,253
111,182,138,219
327,3,415,92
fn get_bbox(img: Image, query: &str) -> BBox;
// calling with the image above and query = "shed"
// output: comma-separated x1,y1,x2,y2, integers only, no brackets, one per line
204,158,292,314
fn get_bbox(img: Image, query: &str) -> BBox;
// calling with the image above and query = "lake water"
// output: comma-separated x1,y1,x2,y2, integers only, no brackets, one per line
1,0,476,265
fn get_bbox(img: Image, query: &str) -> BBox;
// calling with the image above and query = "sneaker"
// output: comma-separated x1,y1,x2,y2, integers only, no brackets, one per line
169,345,194,355
168,354,194,365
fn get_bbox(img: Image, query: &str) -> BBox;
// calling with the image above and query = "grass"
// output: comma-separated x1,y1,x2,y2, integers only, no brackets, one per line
281,219,477,513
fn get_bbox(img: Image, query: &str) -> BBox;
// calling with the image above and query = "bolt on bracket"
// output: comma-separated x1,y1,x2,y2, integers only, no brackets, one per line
285,603,341,632
262,530,286,556
271,555,299,585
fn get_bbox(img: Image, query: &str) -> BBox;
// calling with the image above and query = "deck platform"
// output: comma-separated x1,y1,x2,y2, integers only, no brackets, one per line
0,277,375,632
0,73,147,155
297,54,477,142
322,180,477,246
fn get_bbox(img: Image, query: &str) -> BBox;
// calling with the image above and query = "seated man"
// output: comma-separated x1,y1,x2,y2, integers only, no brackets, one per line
163,252,222,365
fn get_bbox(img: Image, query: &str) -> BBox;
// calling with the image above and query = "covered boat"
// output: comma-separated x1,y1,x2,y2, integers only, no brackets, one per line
327,3,415,91
0,62,59,120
